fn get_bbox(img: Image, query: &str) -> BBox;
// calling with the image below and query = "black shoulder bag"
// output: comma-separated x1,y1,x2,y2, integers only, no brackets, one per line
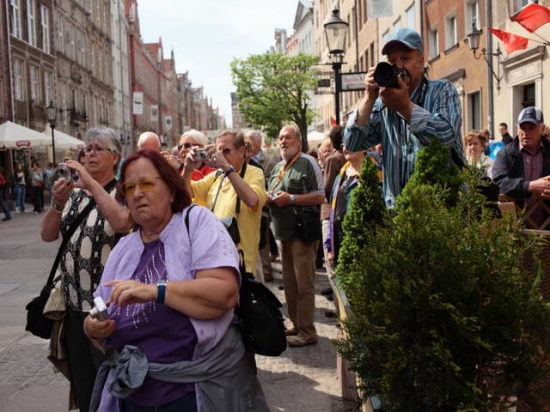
25,180,116,339
185,205,287,356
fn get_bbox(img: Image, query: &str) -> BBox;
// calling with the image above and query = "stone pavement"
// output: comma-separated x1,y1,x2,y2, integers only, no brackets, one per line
0,208,355,411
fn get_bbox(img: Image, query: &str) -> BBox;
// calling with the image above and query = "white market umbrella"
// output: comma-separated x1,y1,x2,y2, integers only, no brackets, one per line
43,128,85,150
0,121,51,149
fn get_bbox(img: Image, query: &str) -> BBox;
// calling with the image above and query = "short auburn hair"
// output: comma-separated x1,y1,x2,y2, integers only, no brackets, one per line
117,150,191,213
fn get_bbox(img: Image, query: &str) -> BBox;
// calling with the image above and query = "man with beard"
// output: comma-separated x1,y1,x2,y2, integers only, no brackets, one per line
267,124,324,347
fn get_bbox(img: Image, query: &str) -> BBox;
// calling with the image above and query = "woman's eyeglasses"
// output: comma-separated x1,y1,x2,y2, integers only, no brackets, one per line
121,177,162,197
178,143,201,150
85,145,113,154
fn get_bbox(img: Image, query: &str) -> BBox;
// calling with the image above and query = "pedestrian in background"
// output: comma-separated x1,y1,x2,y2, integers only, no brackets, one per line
0,169,11,221
31,161,44,213
13,163,26,213
267,124,325,347
40,127,133,411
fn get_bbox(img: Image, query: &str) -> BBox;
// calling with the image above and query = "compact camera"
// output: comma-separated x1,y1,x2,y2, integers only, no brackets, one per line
195,149,208,161
374,62,411,88
56,163,79,182
268,192,279,199
89,296,108,321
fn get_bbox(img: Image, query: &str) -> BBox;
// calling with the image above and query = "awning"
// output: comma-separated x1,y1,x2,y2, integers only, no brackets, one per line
0,121,51,149
43,128,85,150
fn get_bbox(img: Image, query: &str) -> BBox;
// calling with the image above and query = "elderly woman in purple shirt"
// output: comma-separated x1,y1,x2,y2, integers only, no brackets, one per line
84,150,268,412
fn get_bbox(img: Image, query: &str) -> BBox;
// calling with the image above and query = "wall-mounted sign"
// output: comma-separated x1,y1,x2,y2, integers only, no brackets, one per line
133,92,143,115
341,72,367,91
165,115,172,131
368,0,393,18
151,105,159,123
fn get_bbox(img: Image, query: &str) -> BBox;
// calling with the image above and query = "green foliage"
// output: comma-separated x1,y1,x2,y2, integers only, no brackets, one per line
230,52,319,150
335,140,550,411
337,157,387,292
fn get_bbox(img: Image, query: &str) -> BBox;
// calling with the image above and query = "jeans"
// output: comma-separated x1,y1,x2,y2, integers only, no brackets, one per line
14,184,26,212
121,391,197,412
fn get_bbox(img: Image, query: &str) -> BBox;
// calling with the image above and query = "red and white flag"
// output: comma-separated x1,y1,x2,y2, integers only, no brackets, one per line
510,3,550,33
488,28,529,54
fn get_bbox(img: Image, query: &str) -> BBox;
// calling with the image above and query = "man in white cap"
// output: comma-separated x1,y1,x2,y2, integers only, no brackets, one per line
344,28,463,208
492,106,550,199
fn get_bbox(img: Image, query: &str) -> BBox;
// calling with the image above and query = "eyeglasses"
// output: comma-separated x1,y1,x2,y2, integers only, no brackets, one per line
121,176,162,197
178,142,201,150
85,145,113,154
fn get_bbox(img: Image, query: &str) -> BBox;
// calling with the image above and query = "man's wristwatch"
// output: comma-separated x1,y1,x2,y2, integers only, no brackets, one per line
224,166,236,177
290,194,296,204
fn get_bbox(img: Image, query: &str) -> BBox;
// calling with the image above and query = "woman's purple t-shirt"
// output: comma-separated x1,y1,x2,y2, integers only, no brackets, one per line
107,239,197,407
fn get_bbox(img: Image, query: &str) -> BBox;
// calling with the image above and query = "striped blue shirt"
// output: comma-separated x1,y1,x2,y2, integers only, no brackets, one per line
344,77,463,208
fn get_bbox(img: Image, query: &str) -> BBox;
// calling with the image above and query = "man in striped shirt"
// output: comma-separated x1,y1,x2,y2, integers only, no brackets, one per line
344,28,463,208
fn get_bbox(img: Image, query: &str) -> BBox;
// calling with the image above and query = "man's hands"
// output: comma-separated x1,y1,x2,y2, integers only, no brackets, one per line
266,191,293,207
529,176,550,198
379,74,414,115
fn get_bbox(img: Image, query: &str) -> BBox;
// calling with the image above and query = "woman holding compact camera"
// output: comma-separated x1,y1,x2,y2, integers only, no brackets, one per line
85,149,268,412
40,127,133,412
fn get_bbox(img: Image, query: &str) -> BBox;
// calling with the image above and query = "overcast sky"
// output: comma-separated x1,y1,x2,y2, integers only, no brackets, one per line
137,0,301,127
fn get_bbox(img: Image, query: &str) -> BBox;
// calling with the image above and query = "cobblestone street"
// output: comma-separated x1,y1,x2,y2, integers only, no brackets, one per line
0,209,354,411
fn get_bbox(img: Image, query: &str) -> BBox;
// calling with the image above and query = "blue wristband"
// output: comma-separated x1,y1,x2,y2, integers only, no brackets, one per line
156,280,166,304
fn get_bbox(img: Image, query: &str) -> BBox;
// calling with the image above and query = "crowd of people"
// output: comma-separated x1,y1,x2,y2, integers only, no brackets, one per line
2,26,547,411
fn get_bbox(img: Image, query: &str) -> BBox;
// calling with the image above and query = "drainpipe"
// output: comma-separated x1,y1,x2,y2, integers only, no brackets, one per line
486,0,495,138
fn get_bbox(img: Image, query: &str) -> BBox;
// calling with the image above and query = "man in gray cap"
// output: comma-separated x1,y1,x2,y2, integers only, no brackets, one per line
344,28,463,208
492,106,550,200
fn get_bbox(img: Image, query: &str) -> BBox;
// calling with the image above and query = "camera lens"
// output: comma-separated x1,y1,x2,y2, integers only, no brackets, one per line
374,62,398,88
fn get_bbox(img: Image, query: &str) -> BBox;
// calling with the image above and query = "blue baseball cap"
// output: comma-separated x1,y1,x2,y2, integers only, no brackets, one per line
382,28,424,55
517,106,544,126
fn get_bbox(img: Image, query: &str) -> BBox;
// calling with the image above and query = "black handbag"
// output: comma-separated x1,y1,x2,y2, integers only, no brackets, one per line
25,179,116,339
185,206,287,356
236,265,287,356
294,206,322,242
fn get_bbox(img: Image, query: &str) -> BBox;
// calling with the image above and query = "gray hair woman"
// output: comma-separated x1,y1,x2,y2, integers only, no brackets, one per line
40,126,132,411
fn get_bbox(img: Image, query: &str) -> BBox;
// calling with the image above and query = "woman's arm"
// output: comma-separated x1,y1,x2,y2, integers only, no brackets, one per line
105,267,239,320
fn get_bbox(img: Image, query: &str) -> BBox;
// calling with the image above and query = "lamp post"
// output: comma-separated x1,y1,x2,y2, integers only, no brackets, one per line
467,23,502,138
46,101,57,165
324,9,348,125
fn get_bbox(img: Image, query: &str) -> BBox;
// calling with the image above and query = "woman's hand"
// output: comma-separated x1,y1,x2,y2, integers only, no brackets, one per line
51,178,73,208
84,315,115,339
65,160,92,190
106,279,156,307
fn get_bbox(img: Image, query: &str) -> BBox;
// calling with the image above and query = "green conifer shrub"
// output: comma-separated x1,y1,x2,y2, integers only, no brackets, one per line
335,140,550,411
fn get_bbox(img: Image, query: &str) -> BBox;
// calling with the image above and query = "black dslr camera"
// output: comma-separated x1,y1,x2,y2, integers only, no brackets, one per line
374,62,410,88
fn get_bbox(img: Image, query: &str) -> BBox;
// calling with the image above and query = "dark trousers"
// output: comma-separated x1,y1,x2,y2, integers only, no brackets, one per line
122,392,197,412
66,309,108,412
32,186,42,212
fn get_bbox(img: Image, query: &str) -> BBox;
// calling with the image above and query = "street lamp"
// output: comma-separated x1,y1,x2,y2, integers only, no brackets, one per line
324,9,348,125
46,101,57,165
467,24,502,89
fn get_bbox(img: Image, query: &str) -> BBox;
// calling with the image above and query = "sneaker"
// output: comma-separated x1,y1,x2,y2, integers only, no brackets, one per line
15,208,20,213
2,217,11,221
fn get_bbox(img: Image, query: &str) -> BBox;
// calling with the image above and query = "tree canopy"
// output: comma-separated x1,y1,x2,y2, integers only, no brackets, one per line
231,52,319,150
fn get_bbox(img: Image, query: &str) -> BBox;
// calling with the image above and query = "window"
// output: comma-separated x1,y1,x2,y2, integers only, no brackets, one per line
514,0,529,13
406,5,416,30
523,83,536,107
469,91,481,130
30,65,39,103
382,29,391,46
44,71,52,104
41,6,50,53
27,0,36,46
57,14,64,54
14,59,24,101
393,17,402,32
466,0,480,31
10,0,21,38
445,12,458,49
428,27,439,59
76,29,83,66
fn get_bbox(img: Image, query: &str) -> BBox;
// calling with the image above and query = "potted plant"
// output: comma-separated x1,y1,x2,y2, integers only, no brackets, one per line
335,140,550,411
